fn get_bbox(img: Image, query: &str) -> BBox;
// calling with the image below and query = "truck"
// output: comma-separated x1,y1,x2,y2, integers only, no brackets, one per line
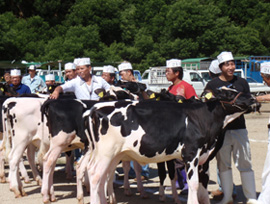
141,66,205,96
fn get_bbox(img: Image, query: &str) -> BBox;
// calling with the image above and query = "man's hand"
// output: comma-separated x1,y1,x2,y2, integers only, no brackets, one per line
49,86,62,99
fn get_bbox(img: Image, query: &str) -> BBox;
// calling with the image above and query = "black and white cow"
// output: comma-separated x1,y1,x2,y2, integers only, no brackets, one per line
82,87,260,204
0,97,50,197
40,85,140,203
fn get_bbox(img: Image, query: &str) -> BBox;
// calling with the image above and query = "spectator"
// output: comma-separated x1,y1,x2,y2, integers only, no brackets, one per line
255,62,270,204
102,65,116,85
208,59,237,200
4,71,12,85
44,74,58,94
118,61,149,181
22,65,46,93
64,62,77,81
10,69,31,95
204,51,257,204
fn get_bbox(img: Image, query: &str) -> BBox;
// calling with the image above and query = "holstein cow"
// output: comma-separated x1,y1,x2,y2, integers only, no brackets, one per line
0,97,50,197
83,87,260,204
40,86,139,203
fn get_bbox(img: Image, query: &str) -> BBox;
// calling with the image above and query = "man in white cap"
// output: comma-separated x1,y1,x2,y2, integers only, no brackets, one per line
165,59,197,195
255,62,270,204
64,62,77,81
10,69,31,95
102,65,116,85
44,74,57,94
22,65,46,93
166,59,197,99
204,51,257,204
50,57,110,100
118,61,150,181
208,59,222,79
118,61,136,82
208,59,237,201
45,74,55,86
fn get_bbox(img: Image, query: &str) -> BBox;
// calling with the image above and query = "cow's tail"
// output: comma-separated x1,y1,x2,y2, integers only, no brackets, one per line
37,99,52,166
1,100,13,161
82,106,98,151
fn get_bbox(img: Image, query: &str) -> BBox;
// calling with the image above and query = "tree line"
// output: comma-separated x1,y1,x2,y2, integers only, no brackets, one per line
0,0,270,72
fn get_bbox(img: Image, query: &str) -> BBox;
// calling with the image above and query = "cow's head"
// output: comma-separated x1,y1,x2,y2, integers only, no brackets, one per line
206,87,261,114
115,80,146,94
95,86,139,101
146,89,186,102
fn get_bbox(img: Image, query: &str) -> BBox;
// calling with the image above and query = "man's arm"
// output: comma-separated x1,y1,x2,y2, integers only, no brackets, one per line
256,94,270,102
50,86,63,99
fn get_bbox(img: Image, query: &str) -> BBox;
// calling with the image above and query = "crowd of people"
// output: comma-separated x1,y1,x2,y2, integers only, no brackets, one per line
1,52,270,204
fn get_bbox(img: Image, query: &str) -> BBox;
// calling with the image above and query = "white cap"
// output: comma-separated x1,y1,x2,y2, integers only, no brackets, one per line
10,69,21,76
209,59,221,74
65,62,76,70
260,62,270,74
28,65,36,70
73,58,79,66
45,74,55,81
103,65,115,73
217,51,234,65
118,62,133,72
74,58,91,66
166,59,182,68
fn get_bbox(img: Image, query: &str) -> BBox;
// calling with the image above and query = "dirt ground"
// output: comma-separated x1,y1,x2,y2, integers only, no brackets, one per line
0,103,269,204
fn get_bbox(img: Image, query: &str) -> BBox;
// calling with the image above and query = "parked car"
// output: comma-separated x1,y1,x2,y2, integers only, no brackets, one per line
36,69,65,83
246,77,270,95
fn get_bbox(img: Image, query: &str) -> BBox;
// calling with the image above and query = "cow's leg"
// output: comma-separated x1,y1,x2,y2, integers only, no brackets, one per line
27,144,42,186
157,162,166,202
0,149,6,183
41,146,62,203
133,161,148,198
106,163,117,204
8,145,28,198
76,151,91,204
122,161,132,196
89,154,122,204
18,157,30,183
167,160,180,204
186,157,200,204
65,151,73,180
198,164,210,204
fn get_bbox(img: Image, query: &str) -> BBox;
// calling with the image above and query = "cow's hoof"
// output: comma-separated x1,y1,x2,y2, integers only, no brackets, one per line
77,198,84,204
140,192,149,199
23,178,31,184
36,177,42,186
159,195,165,202
15,194,22,198
0,177,6,183
50,195,57,202
124,189,132,197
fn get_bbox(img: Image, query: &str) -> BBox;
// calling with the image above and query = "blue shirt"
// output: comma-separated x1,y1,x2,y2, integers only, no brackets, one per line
61,75,110,100
10,84,31,95
22,75,47,93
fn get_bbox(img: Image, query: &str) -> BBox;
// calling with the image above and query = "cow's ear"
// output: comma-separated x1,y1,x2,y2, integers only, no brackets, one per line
201,90,215,101
95,88,106,98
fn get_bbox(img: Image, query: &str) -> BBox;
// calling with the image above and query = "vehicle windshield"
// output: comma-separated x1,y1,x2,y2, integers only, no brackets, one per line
201,72,211,82
246,77,258,83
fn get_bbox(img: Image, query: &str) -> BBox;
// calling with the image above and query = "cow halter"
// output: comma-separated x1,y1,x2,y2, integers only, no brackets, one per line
219,92,243,110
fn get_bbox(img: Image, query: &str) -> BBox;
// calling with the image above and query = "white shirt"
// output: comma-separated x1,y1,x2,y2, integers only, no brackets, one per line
61,75,110,100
